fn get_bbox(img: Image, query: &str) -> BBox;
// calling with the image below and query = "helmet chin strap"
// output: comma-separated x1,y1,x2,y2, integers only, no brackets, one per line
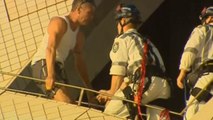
202,16,213,25
117,18,132,36
208,16,213,23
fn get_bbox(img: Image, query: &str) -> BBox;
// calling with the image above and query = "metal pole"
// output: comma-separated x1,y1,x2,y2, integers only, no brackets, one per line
78,89,84,106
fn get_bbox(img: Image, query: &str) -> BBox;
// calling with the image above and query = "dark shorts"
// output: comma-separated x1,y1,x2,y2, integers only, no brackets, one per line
31,59,68,97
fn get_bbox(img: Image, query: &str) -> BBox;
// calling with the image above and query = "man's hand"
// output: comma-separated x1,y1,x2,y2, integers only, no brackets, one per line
86,92,98,104
177,75,184,89
177,69,187,89
96,90,113,103
45,77,55,90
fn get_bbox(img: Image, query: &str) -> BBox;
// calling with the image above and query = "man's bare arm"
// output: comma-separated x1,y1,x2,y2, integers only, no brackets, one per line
45,17,67,90
73,31,92,88
96,75,124,103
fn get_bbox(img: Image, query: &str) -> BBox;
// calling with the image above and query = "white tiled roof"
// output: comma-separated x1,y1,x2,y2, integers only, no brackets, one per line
0,0,73,91
0,91,123,120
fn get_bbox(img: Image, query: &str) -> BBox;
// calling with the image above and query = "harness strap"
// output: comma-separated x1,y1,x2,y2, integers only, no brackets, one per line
187,61,213,88
122,86,137,120
191,87,212,102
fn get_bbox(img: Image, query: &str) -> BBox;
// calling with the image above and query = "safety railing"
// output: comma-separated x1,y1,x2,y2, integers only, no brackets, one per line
2,70,212,118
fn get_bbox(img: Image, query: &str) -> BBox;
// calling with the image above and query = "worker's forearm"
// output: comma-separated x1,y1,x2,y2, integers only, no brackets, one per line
109,75,124,95
46,47,56,78
179,69,187,80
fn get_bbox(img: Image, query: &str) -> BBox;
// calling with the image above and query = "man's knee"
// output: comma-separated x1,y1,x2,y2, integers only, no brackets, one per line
54,88,71,103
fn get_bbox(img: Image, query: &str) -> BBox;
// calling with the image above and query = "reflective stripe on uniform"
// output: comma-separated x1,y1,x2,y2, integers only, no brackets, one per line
184,47,198,54
128,60,141,75
133,35,143,56
112,61,128,67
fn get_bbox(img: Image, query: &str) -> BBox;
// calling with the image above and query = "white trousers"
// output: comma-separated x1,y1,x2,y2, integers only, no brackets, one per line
185,73,213,120
104,76,171,120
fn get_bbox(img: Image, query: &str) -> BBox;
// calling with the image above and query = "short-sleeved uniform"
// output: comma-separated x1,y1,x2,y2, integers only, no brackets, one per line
104,29,171,119
179,24,213,120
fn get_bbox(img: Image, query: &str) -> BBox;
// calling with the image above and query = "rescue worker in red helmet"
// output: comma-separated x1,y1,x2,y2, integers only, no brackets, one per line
97,3,171,120
177,6,213,120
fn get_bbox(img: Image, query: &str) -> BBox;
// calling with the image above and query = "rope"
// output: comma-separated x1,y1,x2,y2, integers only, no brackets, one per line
136,39,148,119
160,109,170,120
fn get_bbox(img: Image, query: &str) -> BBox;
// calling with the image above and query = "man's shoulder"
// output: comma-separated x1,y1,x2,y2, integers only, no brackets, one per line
194,24,211,33
50,16,67,25
120,31,142,40
48,16,68,33
196,25,206,29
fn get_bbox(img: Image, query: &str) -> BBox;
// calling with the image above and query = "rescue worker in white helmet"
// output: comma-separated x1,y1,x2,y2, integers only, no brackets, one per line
177,6,213,120
97,3,171,120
